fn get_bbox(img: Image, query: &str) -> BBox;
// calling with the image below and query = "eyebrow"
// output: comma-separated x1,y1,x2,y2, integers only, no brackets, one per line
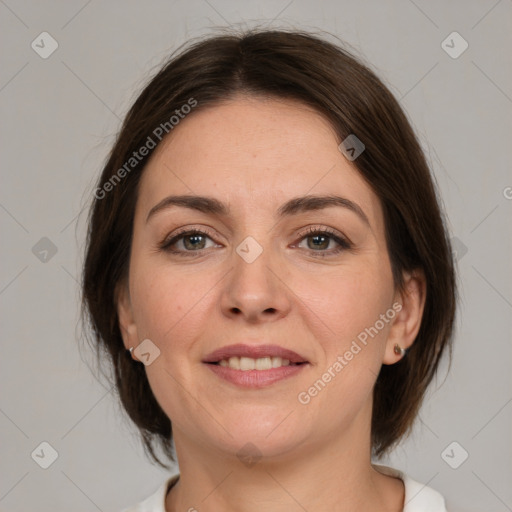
146,194,370,227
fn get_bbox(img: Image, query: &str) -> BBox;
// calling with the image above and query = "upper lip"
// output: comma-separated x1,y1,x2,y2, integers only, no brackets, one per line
202,344,309,364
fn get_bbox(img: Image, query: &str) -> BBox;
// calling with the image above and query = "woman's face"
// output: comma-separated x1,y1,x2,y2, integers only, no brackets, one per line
118,95,408,460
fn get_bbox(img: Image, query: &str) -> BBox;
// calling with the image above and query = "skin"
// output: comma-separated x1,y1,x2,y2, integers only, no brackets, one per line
117,95,426,512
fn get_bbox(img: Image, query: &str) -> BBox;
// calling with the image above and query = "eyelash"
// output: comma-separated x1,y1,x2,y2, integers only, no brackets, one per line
158,225,352,258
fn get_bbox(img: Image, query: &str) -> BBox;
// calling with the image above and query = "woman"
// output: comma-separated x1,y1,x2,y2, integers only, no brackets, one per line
82,28,456,512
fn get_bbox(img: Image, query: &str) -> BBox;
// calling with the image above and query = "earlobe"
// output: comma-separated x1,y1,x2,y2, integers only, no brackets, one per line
116,280,139,355
383,269,426,365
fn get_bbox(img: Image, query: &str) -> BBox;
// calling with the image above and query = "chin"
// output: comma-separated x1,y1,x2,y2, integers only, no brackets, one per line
207,411,310,460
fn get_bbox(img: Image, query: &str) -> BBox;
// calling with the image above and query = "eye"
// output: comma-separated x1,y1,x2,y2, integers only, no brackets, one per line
158,225,352,258
294,226,352,257
159,228,219,255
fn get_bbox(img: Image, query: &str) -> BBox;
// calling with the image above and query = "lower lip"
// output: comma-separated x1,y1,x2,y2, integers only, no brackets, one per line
204,363,308,388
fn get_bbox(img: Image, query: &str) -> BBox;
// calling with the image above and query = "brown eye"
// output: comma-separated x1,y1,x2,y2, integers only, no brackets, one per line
160,229,218,255
295,227,352,257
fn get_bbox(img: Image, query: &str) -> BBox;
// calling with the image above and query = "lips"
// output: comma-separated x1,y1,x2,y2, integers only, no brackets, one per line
202,344,310,388
202,344,309,365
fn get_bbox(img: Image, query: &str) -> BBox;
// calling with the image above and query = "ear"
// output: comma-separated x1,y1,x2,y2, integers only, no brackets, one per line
116,280,140,360
382,269,426,365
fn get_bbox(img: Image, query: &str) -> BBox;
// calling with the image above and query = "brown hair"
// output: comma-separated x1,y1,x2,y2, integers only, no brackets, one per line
81,28,457,469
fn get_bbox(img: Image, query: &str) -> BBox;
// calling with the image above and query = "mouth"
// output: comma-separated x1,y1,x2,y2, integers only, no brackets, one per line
202,344,310,388
209,356,307,371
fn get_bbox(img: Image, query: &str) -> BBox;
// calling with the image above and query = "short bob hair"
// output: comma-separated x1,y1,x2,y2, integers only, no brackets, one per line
81,28,457,469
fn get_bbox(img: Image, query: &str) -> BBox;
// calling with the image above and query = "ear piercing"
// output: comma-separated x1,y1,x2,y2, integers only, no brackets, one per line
394,344,407,357
128,347,138,361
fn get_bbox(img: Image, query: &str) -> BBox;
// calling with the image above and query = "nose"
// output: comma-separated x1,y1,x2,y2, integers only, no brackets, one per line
219,239,292,323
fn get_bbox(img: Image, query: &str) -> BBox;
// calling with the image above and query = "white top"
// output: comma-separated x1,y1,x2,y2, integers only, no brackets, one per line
121,465,447,512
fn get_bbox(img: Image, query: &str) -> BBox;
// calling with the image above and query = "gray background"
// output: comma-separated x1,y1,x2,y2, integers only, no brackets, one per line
1,1,511,511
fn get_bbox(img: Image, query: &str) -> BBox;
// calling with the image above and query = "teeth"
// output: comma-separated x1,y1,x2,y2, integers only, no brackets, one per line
256,357,271,370
228,356,240,370
240,357,255,370
217,356,292,370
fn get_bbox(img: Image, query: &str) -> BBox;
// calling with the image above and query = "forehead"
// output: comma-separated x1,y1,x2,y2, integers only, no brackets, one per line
136,96,383,231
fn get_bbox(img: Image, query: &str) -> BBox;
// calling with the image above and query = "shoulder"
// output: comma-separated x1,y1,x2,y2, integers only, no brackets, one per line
373,464,447,512
120,474,179,512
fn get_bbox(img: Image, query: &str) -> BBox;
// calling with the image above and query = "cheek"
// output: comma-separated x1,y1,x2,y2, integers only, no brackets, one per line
128,262,215,427
298,274,393,420
129,258,218,349
296,264,394,408
301,264,392,347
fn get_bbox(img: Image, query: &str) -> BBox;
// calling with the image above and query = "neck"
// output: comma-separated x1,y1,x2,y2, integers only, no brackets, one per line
165,402,404,512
